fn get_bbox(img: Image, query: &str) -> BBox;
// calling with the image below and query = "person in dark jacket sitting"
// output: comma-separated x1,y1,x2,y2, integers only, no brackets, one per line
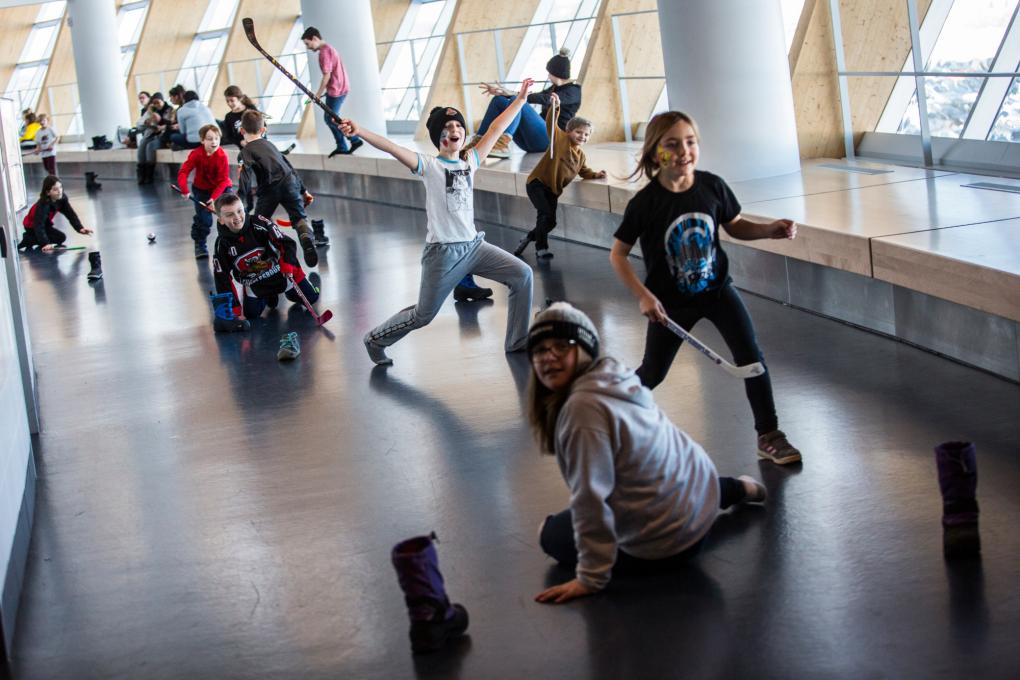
465,48,582,158
18,175,94,251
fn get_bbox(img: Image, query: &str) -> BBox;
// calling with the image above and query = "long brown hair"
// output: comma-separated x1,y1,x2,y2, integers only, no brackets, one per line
526,349,594,454
39,175,60,201
224,85,258,111
627,111,701,182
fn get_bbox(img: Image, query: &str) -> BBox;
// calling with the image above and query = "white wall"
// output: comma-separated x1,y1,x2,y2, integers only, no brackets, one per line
0,96,33,643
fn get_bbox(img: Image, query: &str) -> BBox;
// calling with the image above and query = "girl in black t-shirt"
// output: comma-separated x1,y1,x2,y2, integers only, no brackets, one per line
221,85,260,149
609,111,801,465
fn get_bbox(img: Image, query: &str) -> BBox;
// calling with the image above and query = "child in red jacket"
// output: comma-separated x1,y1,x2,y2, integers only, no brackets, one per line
177,124,232,259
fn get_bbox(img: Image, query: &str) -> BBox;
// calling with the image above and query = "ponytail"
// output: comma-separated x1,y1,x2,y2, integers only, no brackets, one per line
224,85,261,113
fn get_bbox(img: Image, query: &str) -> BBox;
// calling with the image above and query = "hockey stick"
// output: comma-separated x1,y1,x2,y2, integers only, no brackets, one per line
549,96,559,160
242,18,344,128
286,272,333,326
663,317,766,380
170,184,216,213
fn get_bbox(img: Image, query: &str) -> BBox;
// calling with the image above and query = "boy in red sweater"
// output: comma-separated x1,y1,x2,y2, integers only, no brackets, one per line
177,124,233,259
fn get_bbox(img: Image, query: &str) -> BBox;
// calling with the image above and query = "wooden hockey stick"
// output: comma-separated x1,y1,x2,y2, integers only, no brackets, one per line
170,184,216,213
242,18,344,127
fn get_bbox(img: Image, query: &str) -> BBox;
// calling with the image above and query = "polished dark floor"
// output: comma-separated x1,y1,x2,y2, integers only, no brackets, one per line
9,179,1020,679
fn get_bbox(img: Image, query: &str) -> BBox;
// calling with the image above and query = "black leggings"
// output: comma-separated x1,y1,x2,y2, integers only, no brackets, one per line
637,284,778,435
539,476,749,569
19,226,66,248
525,180,559,251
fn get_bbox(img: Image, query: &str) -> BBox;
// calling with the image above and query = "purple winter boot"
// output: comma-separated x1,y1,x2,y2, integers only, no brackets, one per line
391,533,469,654
935,441,980,559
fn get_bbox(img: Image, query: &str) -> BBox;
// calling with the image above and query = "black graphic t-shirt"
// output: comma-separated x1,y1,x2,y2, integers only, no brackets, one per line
614,171,741,304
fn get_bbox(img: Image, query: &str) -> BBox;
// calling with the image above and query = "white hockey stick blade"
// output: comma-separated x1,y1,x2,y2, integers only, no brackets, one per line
663,318,766,380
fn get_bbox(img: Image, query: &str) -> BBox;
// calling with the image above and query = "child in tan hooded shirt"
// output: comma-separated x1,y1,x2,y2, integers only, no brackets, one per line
514,93,606,259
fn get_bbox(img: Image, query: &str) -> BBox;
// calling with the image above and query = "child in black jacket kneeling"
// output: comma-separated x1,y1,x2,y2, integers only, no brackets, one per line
211,193,319,327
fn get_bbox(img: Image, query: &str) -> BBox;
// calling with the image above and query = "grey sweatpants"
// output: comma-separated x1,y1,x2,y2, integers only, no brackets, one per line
366,233,533,351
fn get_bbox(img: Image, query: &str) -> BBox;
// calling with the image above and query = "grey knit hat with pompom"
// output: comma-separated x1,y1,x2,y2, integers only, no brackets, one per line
527,301,599,358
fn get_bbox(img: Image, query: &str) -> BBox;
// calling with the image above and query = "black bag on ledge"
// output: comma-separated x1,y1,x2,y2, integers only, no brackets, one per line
88,135,113,150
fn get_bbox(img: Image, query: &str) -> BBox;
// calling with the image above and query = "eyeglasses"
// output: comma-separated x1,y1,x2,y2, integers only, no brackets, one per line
530,339,576,360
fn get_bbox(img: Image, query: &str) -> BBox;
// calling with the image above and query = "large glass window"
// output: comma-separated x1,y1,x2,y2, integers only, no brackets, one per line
504,0,601,86
380,0,457,121
176,0,238,101
261,19,310,125
2,2,66,113
781,0,807,52
876,0,1020,142
988,78,1020,141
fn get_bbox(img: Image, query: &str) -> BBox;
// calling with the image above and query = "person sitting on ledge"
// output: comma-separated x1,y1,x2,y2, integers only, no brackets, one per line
464,47,581,159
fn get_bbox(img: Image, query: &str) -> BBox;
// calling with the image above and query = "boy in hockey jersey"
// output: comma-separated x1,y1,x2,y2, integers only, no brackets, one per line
237,110,318,268
211,193,320,332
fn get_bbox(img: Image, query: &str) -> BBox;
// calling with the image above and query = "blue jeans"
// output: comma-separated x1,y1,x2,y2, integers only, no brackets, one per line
191,186,232,242
324,94,361,151
170,131,200,149
476,96,549,152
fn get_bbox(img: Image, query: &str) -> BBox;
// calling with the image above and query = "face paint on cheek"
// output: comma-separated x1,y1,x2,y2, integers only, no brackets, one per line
440,129,451,147
657,146,674,166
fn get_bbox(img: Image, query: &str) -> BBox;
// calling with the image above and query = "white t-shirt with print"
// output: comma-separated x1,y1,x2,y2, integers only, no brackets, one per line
35,127,57,158
414,150,480,244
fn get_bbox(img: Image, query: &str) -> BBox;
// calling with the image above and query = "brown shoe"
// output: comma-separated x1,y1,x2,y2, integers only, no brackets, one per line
757,430,802,465
488,133,512,159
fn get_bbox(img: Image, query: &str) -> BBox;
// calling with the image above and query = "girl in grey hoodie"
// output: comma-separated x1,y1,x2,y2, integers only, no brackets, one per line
527,302,767,604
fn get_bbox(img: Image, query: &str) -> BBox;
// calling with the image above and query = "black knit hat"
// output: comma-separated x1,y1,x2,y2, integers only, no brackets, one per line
546,48,571,80
527,302,599,359
426,106,467,149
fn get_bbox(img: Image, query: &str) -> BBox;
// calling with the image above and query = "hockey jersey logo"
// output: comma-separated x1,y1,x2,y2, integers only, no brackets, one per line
234,247,280,284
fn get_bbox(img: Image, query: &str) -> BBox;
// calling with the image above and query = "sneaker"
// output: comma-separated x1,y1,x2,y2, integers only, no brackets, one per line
757,430,802,465
535,248,554,260
513,236,531,258
737,475,767,503
363,332,393,366
453,284,493,302
194,242,209,260
488,133,512,159
277,331,301,361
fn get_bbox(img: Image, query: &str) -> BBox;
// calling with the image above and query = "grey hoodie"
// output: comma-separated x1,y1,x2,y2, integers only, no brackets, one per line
554,357,720,590
176,100,217,143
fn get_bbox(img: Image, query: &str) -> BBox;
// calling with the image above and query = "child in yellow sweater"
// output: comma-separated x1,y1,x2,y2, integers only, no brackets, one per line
514,93,606,259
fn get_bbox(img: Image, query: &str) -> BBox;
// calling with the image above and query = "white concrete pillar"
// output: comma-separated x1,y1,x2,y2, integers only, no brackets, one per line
67,0,131,142
300,0,386,148
655,0,800,181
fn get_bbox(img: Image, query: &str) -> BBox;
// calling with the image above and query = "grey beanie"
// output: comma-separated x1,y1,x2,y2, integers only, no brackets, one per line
527,302,599,358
